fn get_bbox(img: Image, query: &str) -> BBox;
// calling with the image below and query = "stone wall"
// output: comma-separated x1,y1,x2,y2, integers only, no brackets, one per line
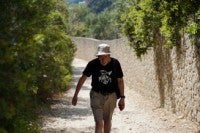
71,37,200,124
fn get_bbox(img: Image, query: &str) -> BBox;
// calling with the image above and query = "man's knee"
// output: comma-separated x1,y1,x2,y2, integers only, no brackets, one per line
95,120,104,133
96,120,104,128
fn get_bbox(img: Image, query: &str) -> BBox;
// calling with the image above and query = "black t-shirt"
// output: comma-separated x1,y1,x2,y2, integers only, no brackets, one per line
83,57,123,93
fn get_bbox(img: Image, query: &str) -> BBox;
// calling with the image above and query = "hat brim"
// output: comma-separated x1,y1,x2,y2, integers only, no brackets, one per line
96,52,111,56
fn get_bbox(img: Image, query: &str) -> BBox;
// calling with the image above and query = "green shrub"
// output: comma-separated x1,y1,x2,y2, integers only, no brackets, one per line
0,0,76,132
120,0,200,57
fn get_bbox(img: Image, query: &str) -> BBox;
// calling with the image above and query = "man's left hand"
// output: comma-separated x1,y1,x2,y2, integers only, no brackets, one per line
118,98,125,111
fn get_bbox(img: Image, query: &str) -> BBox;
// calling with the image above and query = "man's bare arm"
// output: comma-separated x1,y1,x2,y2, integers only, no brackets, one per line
117,78,125,111
72,75,87,106
118,78,124,97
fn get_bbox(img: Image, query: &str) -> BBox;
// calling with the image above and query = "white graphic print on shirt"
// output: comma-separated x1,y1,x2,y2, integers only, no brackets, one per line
99,70,112,85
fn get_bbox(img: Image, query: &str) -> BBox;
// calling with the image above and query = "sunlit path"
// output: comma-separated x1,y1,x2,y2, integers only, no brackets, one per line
40,58,199,133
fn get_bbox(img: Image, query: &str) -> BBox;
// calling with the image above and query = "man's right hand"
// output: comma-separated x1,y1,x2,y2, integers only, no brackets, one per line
71,75,87,106
72,96,78,106
118,98,125,111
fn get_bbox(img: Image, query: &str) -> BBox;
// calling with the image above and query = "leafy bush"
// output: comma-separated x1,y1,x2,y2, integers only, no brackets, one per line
0,0,76,132
67,1,122,39
120,0,200,57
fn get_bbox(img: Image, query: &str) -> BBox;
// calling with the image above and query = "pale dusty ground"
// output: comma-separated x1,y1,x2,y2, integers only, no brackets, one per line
40,58,199,133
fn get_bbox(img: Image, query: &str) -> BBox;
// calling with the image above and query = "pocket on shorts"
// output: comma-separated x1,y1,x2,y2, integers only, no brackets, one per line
90,90,101,109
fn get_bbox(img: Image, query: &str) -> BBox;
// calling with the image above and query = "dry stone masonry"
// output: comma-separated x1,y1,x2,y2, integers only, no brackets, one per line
71,37,200,125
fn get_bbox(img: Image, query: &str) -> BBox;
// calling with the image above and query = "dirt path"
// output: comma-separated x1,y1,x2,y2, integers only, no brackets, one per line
40,58,199,133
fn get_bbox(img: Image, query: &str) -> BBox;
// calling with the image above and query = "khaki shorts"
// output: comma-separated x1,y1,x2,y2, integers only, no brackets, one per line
90,90,117,123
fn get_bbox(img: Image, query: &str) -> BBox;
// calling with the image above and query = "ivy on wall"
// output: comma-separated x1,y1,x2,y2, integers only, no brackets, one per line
120,0,200,57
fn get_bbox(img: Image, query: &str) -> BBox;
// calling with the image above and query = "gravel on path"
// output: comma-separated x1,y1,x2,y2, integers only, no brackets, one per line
40,58,199,133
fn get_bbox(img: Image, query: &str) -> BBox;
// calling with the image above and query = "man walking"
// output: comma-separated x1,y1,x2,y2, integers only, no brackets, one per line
72,43,125,133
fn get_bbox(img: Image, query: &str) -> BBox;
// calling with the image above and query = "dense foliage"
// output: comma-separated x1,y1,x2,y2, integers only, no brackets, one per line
120,0,200,57
86,10,120,39
68,4,89,37
0,0,76,132
68,1,121,39
67,0,199,55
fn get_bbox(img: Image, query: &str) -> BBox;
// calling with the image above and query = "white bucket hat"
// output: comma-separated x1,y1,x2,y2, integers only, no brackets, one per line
96,43,111,56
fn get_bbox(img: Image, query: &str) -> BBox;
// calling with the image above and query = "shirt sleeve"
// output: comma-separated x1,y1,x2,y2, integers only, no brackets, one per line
83,61,93,77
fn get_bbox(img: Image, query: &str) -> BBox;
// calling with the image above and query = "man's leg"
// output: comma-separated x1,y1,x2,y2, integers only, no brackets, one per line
90,91,104,133
95,120,104,133
104,121,111,133
103,93,117,133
